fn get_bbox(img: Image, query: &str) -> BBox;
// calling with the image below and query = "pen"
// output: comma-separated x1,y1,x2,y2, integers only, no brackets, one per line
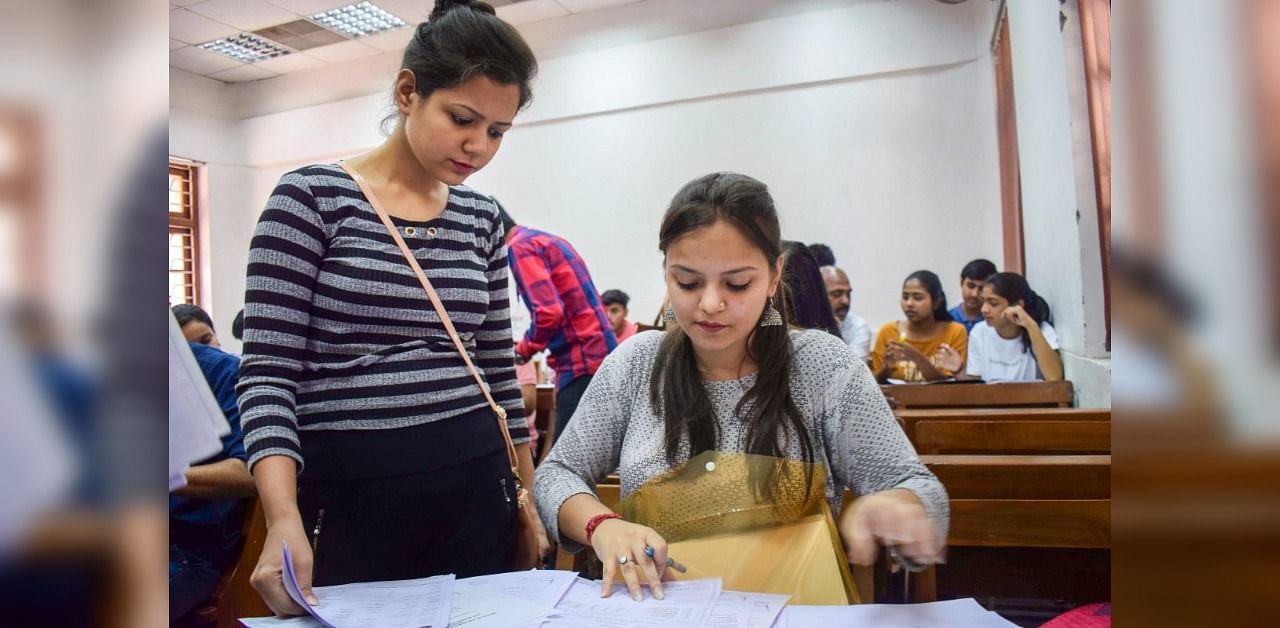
644,545,688,574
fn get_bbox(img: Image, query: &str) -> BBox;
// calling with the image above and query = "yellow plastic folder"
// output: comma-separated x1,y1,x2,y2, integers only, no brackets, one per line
617,451,859,605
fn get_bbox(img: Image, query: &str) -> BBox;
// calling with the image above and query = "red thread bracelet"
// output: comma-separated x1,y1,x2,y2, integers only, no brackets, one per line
585,513,623,544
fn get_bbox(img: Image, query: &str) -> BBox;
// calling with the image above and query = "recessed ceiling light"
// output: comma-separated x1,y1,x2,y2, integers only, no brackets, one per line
311,2,407,39
199,33,293,64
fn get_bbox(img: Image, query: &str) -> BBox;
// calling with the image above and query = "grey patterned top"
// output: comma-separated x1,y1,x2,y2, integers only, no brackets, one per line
534,328,949,552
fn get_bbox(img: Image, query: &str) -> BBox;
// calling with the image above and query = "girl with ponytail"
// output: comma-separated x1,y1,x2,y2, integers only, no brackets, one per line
938,272,1064,382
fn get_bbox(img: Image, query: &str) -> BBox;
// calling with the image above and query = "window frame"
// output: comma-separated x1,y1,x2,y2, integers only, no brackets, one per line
168,161,202,307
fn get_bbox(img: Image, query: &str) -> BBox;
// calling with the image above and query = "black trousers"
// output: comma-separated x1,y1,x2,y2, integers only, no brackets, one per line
297,411,517,586
555,374,594,438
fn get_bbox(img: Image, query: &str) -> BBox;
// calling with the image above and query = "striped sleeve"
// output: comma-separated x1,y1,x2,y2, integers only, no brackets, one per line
475,210,529,444
237,170,328,471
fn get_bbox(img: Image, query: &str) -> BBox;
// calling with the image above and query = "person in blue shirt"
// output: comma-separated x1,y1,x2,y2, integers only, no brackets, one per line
170,305,256,625
948,259,997,333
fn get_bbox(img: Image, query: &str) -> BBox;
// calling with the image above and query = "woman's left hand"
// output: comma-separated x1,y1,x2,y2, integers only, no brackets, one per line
839,489,940,567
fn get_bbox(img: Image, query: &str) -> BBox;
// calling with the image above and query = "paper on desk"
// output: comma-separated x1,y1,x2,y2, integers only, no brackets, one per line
280,542,454,628
547,577,722,627
776,598,1018,627
456,569,576,608
239,616,323,627
447,582,556,628
705,591,789,628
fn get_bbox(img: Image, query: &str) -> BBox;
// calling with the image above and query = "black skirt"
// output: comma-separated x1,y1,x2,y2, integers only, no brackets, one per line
296,407,518,586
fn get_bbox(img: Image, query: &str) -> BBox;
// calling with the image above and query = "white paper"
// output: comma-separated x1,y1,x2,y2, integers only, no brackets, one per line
239,616,323,627
776,598,1018,628
705,591,789,628
276,542,455,628
168,312,229,490
546,577,722,627
456,569,577,608
447,583,555,628
312,576,455,628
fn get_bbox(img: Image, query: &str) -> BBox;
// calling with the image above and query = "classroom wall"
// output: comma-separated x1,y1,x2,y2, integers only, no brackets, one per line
1007,0,1110,407
170,0,1004,355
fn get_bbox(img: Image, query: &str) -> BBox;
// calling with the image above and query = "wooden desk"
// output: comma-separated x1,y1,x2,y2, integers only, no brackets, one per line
882,381,1075,409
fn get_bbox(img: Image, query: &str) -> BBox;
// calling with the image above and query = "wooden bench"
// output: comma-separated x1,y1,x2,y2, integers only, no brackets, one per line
913,419,1111,455
895,408,1110,445
882,381,1075,409
909,454,1111,611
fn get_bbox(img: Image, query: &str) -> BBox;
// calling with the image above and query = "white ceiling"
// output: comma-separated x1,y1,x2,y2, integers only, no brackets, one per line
171,0,886,84
169,0,646,83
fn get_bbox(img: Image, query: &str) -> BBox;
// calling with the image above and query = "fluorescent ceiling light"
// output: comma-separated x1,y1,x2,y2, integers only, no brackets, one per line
199,33,293,63
311,2,407,39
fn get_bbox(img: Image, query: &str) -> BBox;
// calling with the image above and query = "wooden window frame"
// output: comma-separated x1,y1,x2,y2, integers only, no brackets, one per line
994,9,1026,275
1077,0,1112,350
169,161,202,307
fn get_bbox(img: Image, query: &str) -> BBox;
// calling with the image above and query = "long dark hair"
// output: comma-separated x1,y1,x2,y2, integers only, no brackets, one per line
984,272,1052,352
383,0,537,131
782,241,841,337
649,173,815,493
904,270,951,322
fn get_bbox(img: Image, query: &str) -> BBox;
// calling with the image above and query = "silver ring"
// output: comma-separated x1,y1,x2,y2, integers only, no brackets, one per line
617,555,629,565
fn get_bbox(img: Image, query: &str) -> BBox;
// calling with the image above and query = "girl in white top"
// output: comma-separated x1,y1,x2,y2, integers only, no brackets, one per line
938,272,1064,382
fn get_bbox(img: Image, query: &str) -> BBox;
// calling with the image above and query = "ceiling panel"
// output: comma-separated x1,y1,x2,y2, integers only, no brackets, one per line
186,0,302,32
209,64,281,82
170,8,241,45
360,26,415,52
264,0,353,15
557,0,643,12
169,44,244,74
494,0,568,25
253,51,328,74
303,39,381,62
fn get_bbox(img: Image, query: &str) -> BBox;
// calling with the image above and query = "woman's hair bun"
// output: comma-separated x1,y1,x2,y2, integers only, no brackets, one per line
429,0,495,21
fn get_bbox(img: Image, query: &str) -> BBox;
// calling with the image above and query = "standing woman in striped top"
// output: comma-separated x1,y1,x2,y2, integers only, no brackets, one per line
237,0,540,616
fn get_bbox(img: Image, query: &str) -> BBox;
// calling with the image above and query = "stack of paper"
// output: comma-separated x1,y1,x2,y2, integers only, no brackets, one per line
776,598,1018,627
544,578,722,627
242,564,1016,628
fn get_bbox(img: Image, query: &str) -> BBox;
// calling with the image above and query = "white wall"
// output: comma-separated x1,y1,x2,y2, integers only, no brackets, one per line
1007,0,1110,406
171,0,1003,350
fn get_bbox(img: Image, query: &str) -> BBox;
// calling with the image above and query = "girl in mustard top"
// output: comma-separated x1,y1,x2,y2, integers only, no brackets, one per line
871,270,968,382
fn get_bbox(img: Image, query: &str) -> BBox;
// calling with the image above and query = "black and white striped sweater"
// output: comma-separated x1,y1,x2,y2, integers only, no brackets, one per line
236,164,528,471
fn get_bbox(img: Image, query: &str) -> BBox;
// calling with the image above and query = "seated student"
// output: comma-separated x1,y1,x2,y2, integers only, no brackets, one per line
871,271,969,383
781,240,841,337
168,305,255,625
949,259,997,333
173,303,222,348
820,265,872,362
938,272,1063,382
601,289,640,343
535,173,947,602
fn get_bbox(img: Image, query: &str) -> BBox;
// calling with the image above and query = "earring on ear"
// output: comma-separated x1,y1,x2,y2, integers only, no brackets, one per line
661,306,676,324
760,297,783,327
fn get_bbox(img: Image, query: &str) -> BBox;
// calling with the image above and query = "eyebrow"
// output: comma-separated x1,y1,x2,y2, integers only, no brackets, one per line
670,265,759,276
454,103,512,127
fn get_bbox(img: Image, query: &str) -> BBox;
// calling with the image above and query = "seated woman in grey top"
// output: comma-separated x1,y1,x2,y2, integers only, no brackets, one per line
533,172,948,602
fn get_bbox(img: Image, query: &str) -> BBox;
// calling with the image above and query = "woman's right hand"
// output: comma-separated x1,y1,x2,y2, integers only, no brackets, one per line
590,518,669,602
250,514,318,616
